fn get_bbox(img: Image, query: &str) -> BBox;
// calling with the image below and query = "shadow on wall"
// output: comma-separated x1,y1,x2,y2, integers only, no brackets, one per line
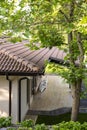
0,88,9,117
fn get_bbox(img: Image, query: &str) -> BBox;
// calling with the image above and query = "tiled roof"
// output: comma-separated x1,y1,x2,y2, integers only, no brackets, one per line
0,39,66,75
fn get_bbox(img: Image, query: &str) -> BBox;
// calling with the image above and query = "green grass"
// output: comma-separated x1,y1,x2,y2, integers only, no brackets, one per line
36,113,87,125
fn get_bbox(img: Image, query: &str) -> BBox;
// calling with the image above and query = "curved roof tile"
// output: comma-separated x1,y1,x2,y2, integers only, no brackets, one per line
0,38,66,75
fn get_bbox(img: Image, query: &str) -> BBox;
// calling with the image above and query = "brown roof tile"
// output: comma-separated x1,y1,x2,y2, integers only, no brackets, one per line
0,51,40,74
0,38,66,75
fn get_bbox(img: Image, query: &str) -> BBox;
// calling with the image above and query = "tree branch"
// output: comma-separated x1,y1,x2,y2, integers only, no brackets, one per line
77,32,84,66
69,0,75,22
24,20,63,28
59,10,70,22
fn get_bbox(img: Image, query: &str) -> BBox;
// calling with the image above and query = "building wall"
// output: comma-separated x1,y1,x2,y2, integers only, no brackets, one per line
11,76,32,123
0,76,19,123
28,77,33,106
35,76,42,92
0,76,9,117
21,79,29,121
30,75,72,111
0,75,42,123
11,77,19,123
31,76,42,94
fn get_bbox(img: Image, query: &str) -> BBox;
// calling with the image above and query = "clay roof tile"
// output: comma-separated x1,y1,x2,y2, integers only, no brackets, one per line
0,38,66,75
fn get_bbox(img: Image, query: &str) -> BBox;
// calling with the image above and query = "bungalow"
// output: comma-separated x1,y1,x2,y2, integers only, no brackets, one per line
0,38,66,123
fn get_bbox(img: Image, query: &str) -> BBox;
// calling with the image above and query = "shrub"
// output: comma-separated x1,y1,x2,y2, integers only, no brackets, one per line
58,121,81,130
7,128,16,130
18,127,32,130
19,119,34,128
2,118,87,130
81,122,87,130
0,116,11,128
34,124,48,130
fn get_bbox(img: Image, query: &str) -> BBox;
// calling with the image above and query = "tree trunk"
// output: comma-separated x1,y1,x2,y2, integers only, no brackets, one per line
61,1,84,121
71,80,82,121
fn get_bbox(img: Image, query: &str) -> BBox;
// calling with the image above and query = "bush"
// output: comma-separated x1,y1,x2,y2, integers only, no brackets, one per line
7,128,16,130
52,121,87,130
34,124,48,130
18,120,87,130
2,118,87,130
0,116,11,128
52,121,81,130
18,127,32,130
19,119,34,128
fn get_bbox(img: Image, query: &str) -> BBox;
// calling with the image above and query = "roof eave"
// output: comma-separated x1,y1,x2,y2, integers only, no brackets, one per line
49,57,79,67
0,71,44,76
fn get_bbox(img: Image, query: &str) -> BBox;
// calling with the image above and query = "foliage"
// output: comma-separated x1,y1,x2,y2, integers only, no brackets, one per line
80,76,87,99
19,119,34,128
38,26,65,48
0,116,11,128
45,62,85,83
0,0,87,81
77,16,87,34
0,0,87,80
18,120,48,130
34,124,48,130
2,118,87,130
0,0,87,121
53,121,81,130
6,120,87,130
17,127,32,130
7,128,16,130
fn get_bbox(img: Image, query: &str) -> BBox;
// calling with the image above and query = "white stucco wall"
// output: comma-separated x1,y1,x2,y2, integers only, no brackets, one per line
11,76,32,122
0,75,41,123
30,75,72,111
21,79,29,121
0,76,9,117
0,76,30,123
11,77,19,123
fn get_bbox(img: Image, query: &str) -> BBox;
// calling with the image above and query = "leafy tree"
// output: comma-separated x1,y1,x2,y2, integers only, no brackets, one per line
0,0,87,121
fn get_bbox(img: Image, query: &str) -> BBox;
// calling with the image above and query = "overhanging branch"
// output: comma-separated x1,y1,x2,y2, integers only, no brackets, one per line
77,32,84,66
59,10,70,22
